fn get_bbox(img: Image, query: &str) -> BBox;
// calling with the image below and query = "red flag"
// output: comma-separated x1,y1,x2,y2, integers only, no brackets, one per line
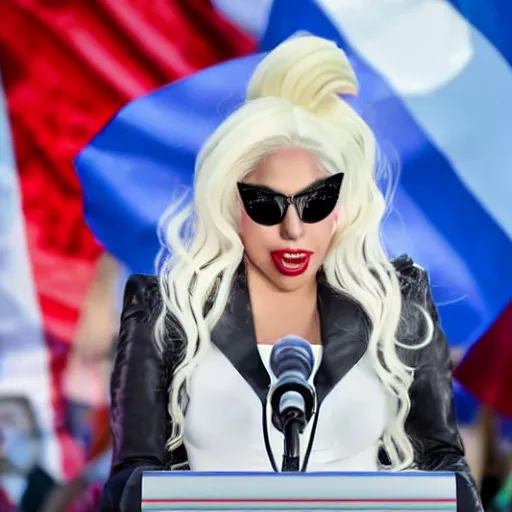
0,0,254,344
0,0,254,480
455,302,512,419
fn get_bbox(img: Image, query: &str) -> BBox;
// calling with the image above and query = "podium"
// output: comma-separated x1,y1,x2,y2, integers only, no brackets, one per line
141,471,456,511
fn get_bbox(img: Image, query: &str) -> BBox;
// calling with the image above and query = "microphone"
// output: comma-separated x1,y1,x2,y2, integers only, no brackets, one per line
268,336,316,472
269,335,316,431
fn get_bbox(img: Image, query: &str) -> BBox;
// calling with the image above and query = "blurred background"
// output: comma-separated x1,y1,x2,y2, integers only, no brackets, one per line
1,0,511,510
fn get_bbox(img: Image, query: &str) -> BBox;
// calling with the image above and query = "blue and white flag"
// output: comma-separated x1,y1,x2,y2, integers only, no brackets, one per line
76,0,512,353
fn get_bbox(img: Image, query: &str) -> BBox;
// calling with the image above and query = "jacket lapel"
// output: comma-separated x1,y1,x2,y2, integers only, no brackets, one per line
210,266,271,405
209,266,370,408
314,279,370,406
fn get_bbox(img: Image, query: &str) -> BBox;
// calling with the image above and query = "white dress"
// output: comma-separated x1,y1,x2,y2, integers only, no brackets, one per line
183,342,391,472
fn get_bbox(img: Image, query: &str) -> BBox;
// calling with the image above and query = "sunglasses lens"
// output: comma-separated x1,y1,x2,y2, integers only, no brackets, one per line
240,189,285,226
300,179,342,223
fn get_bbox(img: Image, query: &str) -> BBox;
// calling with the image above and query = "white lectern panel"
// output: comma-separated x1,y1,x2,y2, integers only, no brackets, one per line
141,471,456,511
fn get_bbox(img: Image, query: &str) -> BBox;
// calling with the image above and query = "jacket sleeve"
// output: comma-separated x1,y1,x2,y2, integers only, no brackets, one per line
395,257,483,512
101,274,175,512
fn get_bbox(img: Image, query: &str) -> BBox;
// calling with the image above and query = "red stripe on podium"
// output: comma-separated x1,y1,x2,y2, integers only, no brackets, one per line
142,498,456,503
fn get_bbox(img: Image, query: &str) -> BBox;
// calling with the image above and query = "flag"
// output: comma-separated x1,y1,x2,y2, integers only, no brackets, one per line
0,0,254,345
76,0,512,358
454,301,512,419
0,0,254,483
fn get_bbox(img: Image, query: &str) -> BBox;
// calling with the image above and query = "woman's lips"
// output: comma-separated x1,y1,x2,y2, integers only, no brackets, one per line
270,249,313,276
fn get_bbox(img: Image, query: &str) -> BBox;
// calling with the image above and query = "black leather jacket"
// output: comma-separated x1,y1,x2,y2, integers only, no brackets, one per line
101,255,483,512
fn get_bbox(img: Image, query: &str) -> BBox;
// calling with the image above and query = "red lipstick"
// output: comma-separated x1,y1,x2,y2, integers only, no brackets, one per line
270,249,313,276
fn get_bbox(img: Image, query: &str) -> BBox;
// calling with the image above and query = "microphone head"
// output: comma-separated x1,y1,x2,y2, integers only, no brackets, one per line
270,335,315,381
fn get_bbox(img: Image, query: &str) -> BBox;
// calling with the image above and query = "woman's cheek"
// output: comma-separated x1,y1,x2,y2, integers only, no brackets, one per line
240,209,251,230
331,210,340,235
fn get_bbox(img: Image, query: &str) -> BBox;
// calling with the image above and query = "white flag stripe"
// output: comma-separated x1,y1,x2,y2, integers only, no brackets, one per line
211,0,273,37
0,78,61,478
319,0,512,240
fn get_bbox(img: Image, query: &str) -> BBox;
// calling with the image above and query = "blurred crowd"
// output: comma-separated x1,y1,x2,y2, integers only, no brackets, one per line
0,0,511,511
0,254,121,511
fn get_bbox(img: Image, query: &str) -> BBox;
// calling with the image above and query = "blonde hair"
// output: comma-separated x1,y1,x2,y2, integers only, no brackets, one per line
155,35,433,470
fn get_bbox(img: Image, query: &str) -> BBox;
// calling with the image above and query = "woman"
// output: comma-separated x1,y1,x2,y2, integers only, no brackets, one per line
101,35,482,511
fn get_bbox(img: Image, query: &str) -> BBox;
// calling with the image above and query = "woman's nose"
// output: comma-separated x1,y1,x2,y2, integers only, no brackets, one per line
280,205,305,240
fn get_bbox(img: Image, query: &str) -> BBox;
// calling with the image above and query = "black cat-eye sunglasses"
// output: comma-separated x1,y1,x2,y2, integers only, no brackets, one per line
237,173,344,226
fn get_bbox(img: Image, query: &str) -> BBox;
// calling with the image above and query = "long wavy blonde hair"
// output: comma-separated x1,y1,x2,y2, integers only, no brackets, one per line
155,35,433,471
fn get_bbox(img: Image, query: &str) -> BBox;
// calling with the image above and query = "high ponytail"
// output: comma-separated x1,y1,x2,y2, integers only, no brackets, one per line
247,35,357,116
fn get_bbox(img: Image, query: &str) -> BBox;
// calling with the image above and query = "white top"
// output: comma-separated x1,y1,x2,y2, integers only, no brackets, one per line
183,343,390,472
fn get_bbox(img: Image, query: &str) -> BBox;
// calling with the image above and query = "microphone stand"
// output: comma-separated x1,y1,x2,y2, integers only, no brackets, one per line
281,410,303,472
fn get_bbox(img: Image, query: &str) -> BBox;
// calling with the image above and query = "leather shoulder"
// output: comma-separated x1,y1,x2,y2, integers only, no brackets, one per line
392,254,429,300
392,255,442,363
121,274,162,322
118,273,184,368
392,254,437,316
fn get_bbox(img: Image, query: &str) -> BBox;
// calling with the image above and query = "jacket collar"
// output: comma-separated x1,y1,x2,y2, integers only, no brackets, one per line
210,263,370,407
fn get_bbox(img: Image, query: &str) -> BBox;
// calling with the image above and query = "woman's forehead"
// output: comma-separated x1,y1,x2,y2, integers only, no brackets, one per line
244,147,326,195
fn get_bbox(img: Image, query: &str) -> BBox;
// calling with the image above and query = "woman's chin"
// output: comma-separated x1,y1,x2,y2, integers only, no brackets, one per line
267,270,317,293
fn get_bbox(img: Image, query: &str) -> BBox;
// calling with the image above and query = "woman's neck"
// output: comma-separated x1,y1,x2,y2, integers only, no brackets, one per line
245,261,318,304
245,262,321,345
